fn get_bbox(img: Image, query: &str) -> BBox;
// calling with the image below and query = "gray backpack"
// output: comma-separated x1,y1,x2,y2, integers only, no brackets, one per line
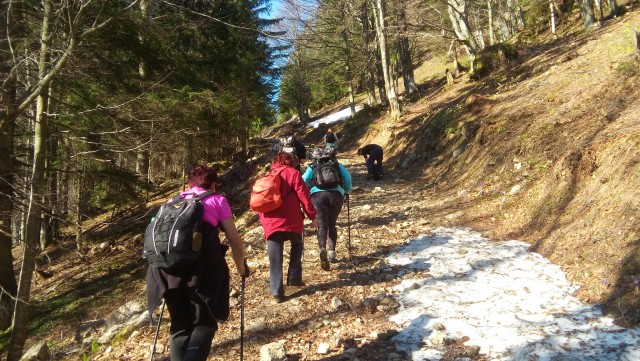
142,192,217,270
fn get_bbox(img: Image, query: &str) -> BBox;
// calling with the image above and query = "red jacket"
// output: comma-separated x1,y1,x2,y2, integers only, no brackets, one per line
258,164,316,239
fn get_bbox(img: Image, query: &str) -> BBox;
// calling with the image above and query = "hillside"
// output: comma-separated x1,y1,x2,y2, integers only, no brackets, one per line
7,5,640,361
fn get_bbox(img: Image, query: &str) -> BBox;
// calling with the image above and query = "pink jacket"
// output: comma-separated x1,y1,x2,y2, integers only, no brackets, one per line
258,164,316,239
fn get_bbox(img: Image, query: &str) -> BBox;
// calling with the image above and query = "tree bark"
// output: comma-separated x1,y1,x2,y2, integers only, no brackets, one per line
0,0,19,330
292,52,310,124
372,0,400,120
375,45,388,105
447,0,479,70
609,0,619,17
360,1,377,107
0,115,16,331
395,2,416,95
7,0,51,357
634,29,640,60
580,0,597,27
550,0,557,39
341,16,356,118
488,0,495,45
44,127,59,248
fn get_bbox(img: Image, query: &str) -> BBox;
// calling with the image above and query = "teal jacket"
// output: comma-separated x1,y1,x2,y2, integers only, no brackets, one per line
302,161,352,196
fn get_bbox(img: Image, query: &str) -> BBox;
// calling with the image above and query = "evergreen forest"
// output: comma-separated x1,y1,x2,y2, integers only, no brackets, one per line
1,0,639,360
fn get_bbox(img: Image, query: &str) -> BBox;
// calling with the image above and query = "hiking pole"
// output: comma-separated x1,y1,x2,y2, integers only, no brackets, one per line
346,194,351,260
240,275,245,361
150,298,165,361
240,259,248,361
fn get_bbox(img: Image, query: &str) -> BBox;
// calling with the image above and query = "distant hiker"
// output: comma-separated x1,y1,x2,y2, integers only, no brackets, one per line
271,132,307,171
358,144,384,180
324,128,339,149
146,165,249,361
258,152,316,303
302,147,352,270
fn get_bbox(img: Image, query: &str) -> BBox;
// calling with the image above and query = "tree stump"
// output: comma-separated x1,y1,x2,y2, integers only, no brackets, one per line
446,68,454,85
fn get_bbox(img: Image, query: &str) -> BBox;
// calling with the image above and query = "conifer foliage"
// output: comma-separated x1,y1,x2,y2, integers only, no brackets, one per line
0,0,278,358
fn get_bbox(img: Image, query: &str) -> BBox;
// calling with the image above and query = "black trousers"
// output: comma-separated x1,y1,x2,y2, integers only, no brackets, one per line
311,191,344,251
164,288,217,361
267,231,304,297
366,149,384,178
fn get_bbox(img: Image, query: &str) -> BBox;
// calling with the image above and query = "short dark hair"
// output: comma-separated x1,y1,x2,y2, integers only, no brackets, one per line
187,165,218,189
273,152,298,167
357,148,363,155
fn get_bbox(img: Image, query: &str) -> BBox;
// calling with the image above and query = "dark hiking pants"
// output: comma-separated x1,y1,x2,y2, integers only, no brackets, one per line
311,190,344,252
164,288,217,361
366,149,384,179
267,231,304,297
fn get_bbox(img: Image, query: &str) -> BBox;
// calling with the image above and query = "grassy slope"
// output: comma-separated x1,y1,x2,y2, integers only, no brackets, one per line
344,6,640,324
7,4,640,359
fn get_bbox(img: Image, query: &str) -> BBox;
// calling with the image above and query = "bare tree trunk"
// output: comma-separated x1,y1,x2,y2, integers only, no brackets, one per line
395,2,416,95
447,0,479,70
580,0,597,27
372,0,400,120
135,0,153,182
609,0,619,17
448,40,464,77
488,0,495,45
594,0,603,21
342,24,356,118
550,0,557,38
45,127,59,247
136,143,150,182
291,52,310,124
0,115,16,331
505,0,515,35
74,166,84,250
360,1,377,107
7,1,51,357
634,29,640,60
185,135,194,175
0,0,23,327
375,48,388,105
40,87,56,250
0,0,19,326
239,78,250,159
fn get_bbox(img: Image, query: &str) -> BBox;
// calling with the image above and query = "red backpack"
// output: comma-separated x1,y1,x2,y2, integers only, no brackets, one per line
249,167,289,213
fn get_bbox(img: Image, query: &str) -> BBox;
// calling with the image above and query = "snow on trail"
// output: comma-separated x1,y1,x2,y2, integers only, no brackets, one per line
306,106,362,129
386,227,640,361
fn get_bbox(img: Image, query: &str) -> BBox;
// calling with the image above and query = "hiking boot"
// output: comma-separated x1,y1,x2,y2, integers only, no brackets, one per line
287,279,305,287
327,250,336,262
319,249,330,271
273,295,286,304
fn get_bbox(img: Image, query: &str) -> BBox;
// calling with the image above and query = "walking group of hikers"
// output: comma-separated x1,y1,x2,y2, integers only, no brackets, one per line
142,129,382,360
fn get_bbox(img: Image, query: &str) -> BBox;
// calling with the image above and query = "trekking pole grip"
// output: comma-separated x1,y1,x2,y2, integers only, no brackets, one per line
242,258,250,278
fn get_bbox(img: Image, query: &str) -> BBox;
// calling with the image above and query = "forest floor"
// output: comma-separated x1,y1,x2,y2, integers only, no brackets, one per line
9,4,640,361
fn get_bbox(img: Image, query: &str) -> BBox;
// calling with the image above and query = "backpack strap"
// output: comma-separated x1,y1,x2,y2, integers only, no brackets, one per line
272,166,295,203
195,191,216,200
172,190,216,201
271,166,288,176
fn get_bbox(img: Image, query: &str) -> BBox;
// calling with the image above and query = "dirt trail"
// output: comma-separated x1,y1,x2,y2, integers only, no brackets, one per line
176,152,461,361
